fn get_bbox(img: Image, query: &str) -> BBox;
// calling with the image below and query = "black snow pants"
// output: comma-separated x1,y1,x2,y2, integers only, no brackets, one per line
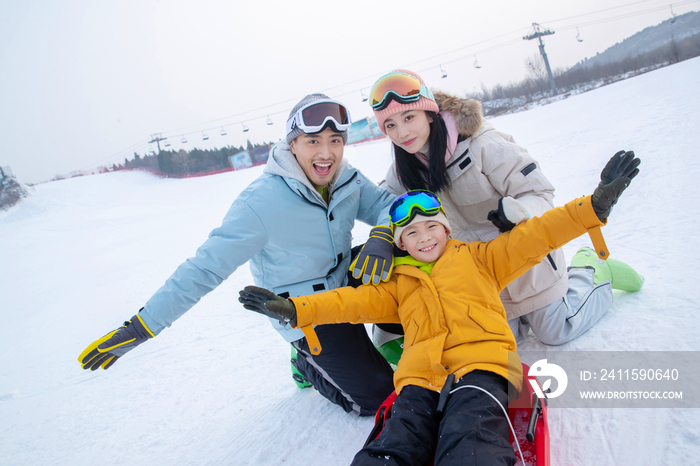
293,322,395,416
291,245,395,416
352,370,517,466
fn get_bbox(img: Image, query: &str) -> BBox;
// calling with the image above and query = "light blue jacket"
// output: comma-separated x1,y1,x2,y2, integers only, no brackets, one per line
140,141,396,342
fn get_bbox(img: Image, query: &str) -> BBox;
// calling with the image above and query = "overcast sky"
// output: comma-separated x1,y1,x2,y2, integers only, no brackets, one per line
1,0,697,183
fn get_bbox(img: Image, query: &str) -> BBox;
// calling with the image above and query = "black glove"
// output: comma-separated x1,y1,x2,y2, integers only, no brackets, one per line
239,286,297,327
350,225,394,285
591,150,640,221
78,312,154,371
487,197,530,233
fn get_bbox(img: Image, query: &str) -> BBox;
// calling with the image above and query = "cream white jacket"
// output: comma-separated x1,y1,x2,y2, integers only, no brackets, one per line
380,93,568,319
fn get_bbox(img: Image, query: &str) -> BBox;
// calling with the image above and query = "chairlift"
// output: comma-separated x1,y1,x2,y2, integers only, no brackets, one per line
361,90,368,102
670,5,677,23
164,139,171,147
440,65,448,78
473,56,481,69
576,27,583,42
266,115,273,125
242,123,249,133
202,131,209,141
220,127,227,136
181,135,188,144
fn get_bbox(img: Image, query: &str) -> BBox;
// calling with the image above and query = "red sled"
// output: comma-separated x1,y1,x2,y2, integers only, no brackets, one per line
509,363,551,466
363,363,550,466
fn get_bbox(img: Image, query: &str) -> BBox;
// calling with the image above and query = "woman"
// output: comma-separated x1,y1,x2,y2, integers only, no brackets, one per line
369,69,644,348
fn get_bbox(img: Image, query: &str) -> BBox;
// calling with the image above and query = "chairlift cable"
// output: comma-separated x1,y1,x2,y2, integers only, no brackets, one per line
88,0,690,171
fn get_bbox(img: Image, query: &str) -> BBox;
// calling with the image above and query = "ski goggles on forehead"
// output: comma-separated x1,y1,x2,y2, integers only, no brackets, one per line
389,190,444,227
285,100,352,137
369,72,436,111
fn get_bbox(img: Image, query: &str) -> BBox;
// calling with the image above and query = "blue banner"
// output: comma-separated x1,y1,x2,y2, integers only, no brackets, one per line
249,145,270,164
347,117,383,145
229,151,253,170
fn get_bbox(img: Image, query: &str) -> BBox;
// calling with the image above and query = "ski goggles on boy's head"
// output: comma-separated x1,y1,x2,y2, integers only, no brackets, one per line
285,100,352,137
369,71,436,111
389,190,445,227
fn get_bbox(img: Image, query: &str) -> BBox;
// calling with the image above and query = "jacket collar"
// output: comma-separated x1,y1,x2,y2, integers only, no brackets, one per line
393,239,460,280
434,92,484,138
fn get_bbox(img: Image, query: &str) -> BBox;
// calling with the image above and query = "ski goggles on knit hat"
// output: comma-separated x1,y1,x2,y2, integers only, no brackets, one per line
285,100,352,139
389,190,445,227
369,71,436,111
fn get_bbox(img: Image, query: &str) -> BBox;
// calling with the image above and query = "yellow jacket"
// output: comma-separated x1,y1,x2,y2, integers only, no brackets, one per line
291,196,605,395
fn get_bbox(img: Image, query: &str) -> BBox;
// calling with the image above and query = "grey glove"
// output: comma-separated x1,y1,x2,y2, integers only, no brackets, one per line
591,150,641,221
239,286,298,327
78,311,154,371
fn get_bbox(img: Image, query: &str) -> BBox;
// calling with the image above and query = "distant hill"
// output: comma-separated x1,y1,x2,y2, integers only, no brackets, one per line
572,10,700,70
473,10,700,115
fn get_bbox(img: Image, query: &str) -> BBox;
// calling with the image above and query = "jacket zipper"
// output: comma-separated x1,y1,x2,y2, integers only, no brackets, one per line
295,170,361,274
329,171,359,204
295,189,327,210
295,171,360,209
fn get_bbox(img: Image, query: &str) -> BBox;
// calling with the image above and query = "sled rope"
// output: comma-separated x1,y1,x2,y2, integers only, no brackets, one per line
450,385,528,466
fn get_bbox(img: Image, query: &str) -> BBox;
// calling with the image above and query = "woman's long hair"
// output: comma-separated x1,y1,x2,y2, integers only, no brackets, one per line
393,111,451,193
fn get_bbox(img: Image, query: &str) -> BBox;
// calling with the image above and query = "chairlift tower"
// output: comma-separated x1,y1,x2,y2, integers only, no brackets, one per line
149,133,167,153
523,23,558,95
670,6,679,62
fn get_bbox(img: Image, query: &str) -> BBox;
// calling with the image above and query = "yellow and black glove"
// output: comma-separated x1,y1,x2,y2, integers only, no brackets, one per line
78,311,155,371
350,225,394,285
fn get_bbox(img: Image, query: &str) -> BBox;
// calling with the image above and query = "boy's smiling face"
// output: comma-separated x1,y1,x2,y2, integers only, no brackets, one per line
397,220,449,263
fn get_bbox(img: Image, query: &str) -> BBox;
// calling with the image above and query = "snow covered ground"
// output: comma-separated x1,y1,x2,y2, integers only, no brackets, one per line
2,57,700,465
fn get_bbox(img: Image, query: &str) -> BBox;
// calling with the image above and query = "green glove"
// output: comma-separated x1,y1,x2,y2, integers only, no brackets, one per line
239,286,298,327
350,225,394,285
78,312,155,371
591,150,641,221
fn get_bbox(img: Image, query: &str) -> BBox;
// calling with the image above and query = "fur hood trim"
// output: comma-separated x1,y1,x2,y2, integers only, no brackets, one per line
434,92,483,138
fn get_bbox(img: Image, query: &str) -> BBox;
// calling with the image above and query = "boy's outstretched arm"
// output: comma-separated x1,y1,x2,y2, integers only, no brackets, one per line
480,150,641,290
486,150,640,227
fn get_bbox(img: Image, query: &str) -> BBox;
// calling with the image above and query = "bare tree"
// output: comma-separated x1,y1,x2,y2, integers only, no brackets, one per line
525,53,548,82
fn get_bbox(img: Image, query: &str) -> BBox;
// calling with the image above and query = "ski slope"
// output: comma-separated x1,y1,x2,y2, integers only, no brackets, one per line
1,57,699,465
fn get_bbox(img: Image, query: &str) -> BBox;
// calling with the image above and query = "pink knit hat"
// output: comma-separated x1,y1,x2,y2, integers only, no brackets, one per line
371,69,440,134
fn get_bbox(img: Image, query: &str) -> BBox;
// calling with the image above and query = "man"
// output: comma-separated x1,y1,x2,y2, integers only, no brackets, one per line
78,94,397,416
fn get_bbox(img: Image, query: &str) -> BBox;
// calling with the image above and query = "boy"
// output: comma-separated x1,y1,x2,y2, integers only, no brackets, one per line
239,151,640,465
